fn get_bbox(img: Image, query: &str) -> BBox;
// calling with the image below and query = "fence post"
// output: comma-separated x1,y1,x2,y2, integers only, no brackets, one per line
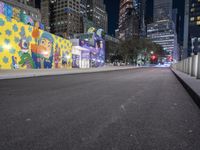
197,52,200,79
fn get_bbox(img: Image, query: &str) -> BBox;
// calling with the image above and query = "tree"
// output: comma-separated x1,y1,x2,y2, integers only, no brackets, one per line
105,40,121,63
117,37,164,65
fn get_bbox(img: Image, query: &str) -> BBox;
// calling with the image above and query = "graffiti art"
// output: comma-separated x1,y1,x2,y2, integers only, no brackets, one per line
0,14,72,69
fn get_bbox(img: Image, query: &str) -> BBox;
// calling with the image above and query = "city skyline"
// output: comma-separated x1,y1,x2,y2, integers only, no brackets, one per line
36,0,184,36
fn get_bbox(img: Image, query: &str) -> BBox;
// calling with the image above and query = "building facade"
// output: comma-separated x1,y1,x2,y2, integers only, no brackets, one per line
147,0,178,62
187,0,200,55
183,0,189,58
86,0,108,33
1,0,41,23
118,0,139,40
134,0,146,37
41,0,107,37
147,20,177,61
183,0,200,58
153,0,173,21
41,0,82,37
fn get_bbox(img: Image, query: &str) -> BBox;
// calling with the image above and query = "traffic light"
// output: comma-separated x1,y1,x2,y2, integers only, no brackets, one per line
151,55,156,60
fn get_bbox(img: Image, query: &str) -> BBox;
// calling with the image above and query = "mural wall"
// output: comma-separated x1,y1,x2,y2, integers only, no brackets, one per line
79,33,105,67
0,14,72,69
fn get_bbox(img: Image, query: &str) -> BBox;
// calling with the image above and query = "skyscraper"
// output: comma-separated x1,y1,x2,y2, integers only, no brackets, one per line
135,0,146,37
188,0,200,55
183,0,189,58
153,0,173,21
183,0,200,58
41,0,82,37
147,0,178,62
86,0,108,32
118,0,139,40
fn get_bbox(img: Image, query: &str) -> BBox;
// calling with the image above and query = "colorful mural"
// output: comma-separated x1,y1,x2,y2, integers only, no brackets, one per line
0,14,72,69
79,33,105,67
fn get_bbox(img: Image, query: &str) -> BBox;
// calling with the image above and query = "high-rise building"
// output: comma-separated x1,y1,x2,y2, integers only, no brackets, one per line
1,0,41,23
183,0,200,58
153,0,173,21
147,0,178,62
183,0,189,58
188,0,200,55
86,0,108,33
118,0,139,40
135,0,146,37
80,0,87,33
41,0,107,37
147,20,177,60
80,0,87,17
41,0,82,37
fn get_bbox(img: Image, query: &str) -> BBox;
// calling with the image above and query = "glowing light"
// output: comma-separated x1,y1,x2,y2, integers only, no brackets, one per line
3,44,11,50
42,51,49,55
65,55,71,59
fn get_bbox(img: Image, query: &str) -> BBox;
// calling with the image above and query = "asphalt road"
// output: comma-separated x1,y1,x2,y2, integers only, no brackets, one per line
0,68,200,150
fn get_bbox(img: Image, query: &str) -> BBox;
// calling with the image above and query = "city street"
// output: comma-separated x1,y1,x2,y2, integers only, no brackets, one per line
0,68,200,150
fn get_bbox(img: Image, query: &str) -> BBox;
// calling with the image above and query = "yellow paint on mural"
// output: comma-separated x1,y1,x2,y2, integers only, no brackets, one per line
0,14,72,69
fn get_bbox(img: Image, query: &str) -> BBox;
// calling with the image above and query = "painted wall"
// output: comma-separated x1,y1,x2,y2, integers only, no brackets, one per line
0,14,72,69
80,34,105,67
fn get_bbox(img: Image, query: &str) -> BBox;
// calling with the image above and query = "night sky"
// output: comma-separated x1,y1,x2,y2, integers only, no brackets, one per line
36,0,184,37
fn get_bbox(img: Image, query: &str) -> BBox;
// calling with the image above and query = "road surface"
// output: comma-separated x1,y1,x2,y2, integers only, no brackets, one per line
0,68,200,150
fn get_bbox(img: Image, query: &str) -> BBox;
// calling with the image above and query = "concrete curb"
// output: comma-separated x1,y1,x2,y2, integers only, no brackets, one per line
171,68,200,108
0,67,139,80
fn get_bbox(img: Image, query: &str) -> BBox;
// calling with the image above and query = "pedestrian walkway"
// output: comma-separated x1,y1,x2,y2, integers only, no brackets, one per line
171,68,200,107
0,66,137,80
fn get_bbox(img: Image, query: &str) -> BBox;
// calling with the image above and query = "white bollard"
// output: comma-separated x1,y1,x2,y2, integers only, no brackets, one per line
189,57,192,76
195,55,198,77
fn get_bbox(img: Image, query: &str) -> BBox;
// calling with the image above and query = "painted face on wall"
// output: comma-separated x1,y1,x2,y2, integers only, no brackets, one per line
40,38,52,58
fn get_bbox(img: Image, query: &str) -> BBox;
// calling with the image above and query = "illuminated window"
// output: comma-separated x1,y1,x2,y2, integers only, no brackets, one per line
196,21,200,25
190,17,195,21
198,16,200,20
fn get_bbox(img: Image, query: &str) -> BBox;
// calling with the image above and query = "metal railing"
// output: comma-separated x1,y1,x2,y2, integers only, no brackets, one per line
172,52,200,79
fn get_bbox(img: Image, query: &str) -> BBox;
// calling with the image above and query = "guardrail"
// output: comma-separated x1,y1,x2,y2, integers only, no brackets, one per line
172,52,200,79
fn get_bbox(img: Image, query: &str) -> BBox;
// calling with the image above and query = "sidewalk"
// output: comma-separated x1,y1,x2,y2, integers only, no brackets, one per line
0,66,138,80
171,68,200,107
